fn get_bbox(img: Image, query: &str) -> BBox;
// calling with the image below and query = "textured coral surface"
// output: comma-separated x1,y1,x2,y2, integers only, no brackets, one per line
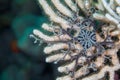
31,0,120,80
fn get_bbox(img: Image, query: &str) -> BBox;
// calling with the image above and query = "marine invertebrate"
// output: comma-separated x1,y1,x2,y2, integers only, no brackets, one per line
77,29,96,50
30,0,120,80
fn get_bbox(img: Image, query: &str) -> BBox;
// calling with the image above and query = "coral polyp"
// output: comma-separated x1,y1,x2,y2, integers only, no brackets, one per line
30,0,120,80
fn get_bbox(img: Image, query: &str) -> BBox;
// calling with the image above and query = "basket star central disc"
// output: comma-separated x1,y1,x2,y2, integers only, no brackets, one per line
77,29,96,50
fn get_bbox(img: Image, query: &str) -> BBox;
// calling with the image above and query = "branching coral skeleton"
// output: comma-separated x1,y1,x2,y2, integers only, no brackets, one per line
30,0,120,80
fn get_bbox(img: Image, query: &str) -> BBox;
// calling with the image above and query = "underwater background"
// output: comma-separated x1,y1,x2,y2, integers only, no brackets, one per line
1,0,120,80
0,0,57,80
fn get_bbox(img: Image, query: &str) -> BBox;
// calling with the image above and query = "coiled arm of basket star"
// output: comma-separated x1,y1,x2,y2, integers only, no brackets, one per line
82,48,120,80
31,0,120,80
55,24,120,80
57,48,120,80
